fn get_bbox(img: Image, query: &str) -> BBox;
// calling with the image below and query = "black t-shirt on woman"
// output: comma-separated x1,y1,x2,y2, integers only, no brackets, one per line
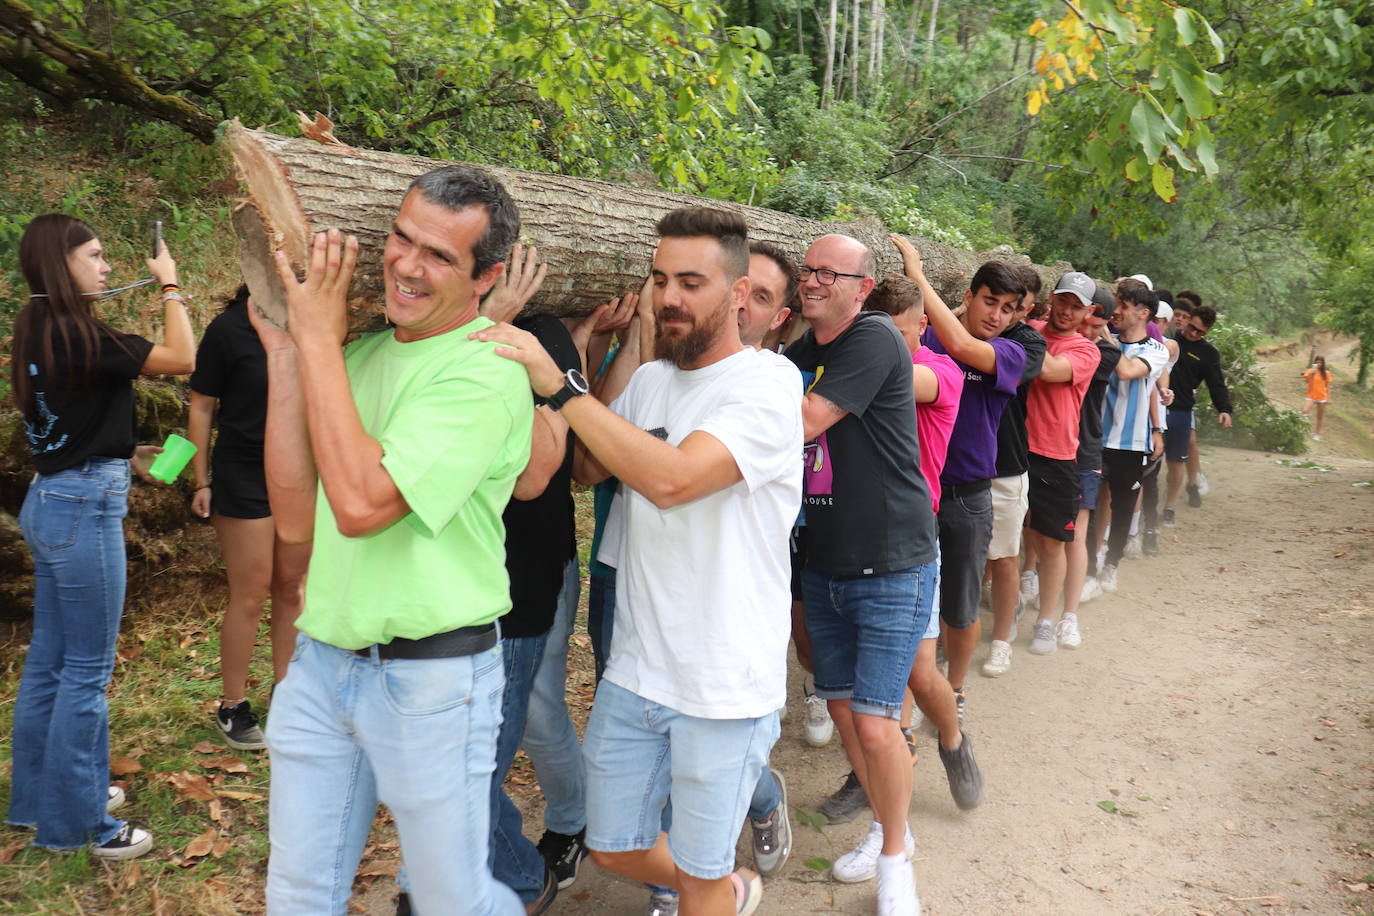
190,304,268,465
24,328,153,475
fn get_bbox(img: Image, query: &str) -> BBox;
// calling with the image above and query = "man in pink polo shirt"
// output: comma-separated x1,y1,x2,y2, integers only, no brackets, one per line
1024,273,1101,656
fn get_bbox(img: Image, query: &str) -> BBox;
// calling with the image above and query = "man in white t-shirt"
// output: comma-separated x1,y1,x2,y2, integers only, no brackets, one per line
475,207,802,916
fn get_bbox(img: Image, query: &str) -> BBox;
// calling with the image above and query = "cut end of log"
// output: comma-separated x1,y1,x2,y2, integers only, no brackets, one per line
231,201,289,330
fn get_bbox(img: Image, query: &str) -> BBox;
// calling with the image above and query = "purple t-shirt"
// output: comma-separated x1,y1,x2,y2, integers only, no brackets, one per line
1146,322,1164,343
922,328,1027,486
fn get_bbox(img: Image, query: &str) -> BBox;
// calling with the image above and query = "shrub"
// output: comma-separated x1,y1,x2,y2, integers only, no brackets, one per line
1196,322,1308,454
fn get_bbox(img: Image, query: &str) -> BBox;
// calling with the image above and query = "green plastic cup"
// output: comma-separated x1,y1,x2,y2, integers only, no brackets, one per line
149,433,197,483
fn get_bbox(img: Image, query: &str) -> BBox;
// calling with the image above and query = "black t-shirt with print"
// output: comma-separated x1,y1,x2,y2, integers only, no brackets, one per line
25,326,153,474
993,320,1047,478
499,314,581,639
784,311,936,576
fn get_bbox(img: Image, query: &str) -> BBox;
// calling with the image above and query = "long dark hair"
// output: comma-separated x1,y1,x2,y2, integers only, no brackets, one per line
1314,355,1328,381
10,214,127,420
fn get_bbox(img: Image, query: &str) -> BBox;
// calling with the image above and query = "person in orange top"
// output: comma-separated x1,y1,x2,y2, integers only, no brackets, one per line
1302,356,1331,440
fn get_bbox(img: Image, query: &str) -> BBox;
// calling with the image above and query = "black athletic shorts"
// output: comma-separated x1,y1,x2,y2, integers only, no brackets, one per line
1027,452,1081,543
1164,409,1192,462
211,458,271,520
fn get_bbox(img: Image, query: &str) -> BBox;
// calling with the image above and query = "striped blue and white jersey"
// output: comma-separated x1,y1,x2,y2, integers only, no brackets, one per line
1102,336,1170,452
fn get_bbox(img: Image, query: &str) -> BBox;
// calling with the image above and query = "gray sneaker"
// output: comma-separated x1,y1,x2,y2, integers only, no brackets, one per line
646,890,679,916
751,768,791,877
217,699,266,751
817,770,868,824
938,733,984,810
1028,619,1057,655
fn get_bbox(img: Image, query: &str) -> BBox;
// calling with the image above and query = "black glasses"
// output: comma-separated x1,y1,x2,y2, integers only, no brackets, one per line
1185,323,1209,335
799,266,867,286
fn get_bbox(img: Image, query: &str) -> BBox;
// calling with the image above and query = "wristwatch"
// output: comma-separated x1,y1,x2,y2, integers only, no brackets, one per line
546,368,590,411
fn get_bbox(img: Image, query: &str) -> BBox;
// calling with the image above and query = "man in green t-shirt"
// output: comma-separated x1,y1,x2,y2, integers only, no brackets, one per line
253,166,531,916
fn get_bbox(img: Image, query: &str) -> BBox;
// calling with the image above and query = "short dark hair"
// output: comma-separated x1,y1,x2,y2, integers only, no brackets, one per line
1118,283,1159,319
407,165,520,278
969,260,1027,299
863,276,923,318
1154,287,1173,306
749,240,799,313
656,207,749,282
1192,304,1218,328
1176,289,1202,309
1017,265,1042,297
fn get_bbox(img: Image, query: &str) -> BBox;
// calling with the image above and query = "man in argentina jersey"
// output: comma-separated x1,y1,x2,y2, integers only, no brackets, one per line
1097,282,1170,592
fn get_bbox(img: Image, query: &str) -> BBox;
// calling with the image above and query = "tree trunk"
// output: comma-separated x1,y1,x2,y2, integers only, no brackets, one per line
223,122,1077,332
822,0,837,107
849,0,860,101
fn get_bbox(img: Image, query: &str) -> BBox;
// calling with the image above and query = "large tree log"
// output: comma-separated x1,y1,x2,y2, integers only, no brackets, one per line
224,121,1075,329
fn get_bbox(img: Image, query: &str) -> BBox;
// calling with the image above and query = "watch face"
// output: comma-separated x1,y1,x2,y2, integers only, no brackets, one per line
567,369,590,394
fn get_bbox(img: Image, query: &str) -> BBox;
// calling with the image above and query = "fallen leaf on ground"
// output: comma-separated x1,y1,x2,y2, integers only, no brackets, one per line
358,859,398,877
111,757,142,775
0,839,26,864
191,741,217,754
212,836,232,857
200,756,249,773
169,770,217,802
184,827,217,858
215,790,265,801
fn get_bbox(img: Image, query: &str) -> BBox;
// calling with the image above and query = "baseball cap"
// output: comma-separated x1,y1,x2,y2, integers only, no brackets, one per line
1053,272,1095,308
1091,282,1116,320
1155,301,1174,322
1128,273,1153,289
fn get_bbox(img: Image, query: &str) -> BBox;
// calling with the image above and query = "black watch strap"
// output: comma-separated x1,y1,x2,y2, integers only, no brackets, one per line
546,368,589,411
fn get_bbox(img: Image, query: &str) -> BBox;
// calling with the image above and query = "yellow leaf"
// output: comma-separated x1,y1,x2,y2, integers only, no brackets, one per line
1035,54,1051,75
1053,52,1070,71
1051,72,1065,91
1028,88,1044,116
1028,18,1048,37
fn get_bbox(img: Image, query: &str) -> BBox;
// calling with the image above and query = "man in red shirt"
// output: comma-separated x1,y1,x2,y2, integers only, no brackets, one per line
1023,273,1101,655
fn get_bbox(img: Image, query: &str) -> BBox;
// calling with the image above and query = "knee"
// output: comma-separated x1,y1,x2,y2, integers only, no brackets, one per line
589,848,637,875
909,660,939,698
854,713,899,753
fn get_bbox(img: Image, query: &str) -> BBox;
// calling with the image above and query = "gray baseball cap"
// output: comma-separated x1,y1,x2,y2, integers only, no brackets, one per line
1091,282,1116,319
1053,272,1095,308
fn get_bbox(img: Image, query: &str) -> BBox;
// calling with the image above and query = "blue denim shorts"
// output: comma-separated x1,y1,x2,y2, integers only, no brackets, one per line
800,561,938,719
583,680,779,879
1077,467,1102,512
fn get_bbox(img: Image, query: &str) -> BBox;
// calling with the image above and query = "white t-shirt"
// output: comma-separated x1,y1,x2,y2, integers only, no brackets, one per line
604,348,803,719
1102,337,1170,453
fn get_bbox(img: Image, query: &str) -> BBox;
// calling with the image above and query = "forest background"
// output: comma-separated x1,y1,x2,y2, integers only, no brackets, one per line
0,0,1371,427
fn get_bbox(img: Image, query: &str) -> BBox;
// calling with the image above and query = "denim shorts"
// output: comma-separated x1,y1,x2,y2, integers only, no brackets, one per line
800,561,938,719
583,680,778,880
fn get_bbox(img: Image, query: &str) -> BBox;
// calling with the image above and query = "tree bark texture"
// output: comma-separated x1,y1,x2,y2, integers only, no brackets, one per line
224,122,1075,332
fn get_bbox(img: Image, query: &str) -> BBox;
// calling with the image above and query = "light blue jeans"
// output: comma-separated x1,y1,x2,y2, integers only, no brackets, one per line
266,634,521,916
9,458,129,849
490,632,549,904
522,557,586,836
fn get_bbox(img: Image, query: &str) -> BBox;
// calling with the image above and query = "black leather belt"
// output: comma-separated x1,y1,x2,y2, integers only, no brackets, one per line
946,478,992,497
354,624,498,660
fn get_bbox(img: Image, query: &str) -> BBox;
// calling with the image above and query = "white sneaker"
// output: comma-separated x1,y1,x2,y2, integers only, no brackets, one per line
1019,570,1038,607
1080,576,1103,604
1099,564,1119,593
107,786,125,814
1197,472,1210,495
876,853,921,916
1056,614,1082,649
982,639,1012,677
803,694,833,747
1124,534,1143,559
833,821,915,883
1028,619,1056,655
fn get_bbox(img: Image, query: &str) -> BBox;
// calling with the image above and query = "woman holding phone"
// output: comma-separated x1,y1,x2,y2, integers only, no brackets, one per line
186,284,309,750
7,214,195,858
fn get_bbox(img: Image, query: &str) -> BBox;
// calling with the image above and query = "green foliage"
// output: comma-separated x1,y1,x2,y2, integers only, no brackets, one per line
1317,245,1374,386
1196,323,1309,454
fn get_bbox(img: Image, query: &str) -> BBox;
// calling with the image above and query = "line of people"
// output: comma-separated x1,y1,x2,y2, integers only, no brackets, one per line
6,171,1234,916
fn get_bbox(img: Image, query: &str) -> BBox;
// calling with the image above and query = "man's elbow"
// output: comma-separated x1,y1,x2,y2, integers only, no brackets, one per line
332,500,396,538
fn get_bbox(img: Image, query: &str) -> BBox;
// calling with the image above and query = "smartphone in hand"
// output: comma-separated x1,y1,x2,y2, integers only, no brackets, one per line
151,219,163,258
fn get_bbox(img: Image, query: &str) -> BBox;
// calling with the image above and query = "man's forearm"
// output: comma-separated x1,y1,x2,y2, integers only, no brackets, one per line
295,337,405,537
263,348,318,544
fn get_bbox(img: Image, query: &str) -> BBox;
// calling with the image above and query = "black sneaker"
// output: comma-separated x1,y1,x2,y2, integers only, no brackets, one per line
395,892,412,916
537,827,589,889
1143,529,1160,557
938,733,985,810
1186,484,1202,508
217,700,266,751
817,770,868,824
1162,506,1176,527
92,823,153,860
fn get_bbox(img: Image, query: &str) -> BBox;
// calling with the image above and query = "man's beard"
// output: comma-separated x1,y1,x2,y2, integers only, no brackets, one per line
654,301,730,369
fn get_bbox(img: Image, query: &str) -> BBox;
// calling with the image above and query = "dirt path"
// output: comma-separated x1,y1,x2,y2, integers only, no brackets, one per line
360,361,1374,916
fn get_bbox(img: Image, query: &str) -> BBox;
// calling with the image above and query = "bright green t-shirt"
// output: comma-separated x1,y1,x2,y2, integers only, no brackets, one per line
297,316,533,650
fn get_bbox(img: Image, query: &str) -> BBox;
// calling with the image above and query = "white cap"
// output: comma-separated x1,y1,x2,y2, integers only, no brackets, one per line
1155,302,1173,322
1128,273,1153,289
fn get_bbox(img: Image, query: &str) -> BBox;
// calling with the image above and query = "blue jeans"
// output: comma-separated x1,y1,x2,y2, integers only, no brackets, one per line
9,459,129,849
522,558,586,835
266,635,521,916
490,632,550,904
801,562,937,719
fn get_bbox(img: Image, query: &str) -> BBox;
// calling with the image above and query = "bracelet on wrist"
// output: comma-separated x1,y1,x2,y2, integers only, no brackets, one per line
161,283,180,292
